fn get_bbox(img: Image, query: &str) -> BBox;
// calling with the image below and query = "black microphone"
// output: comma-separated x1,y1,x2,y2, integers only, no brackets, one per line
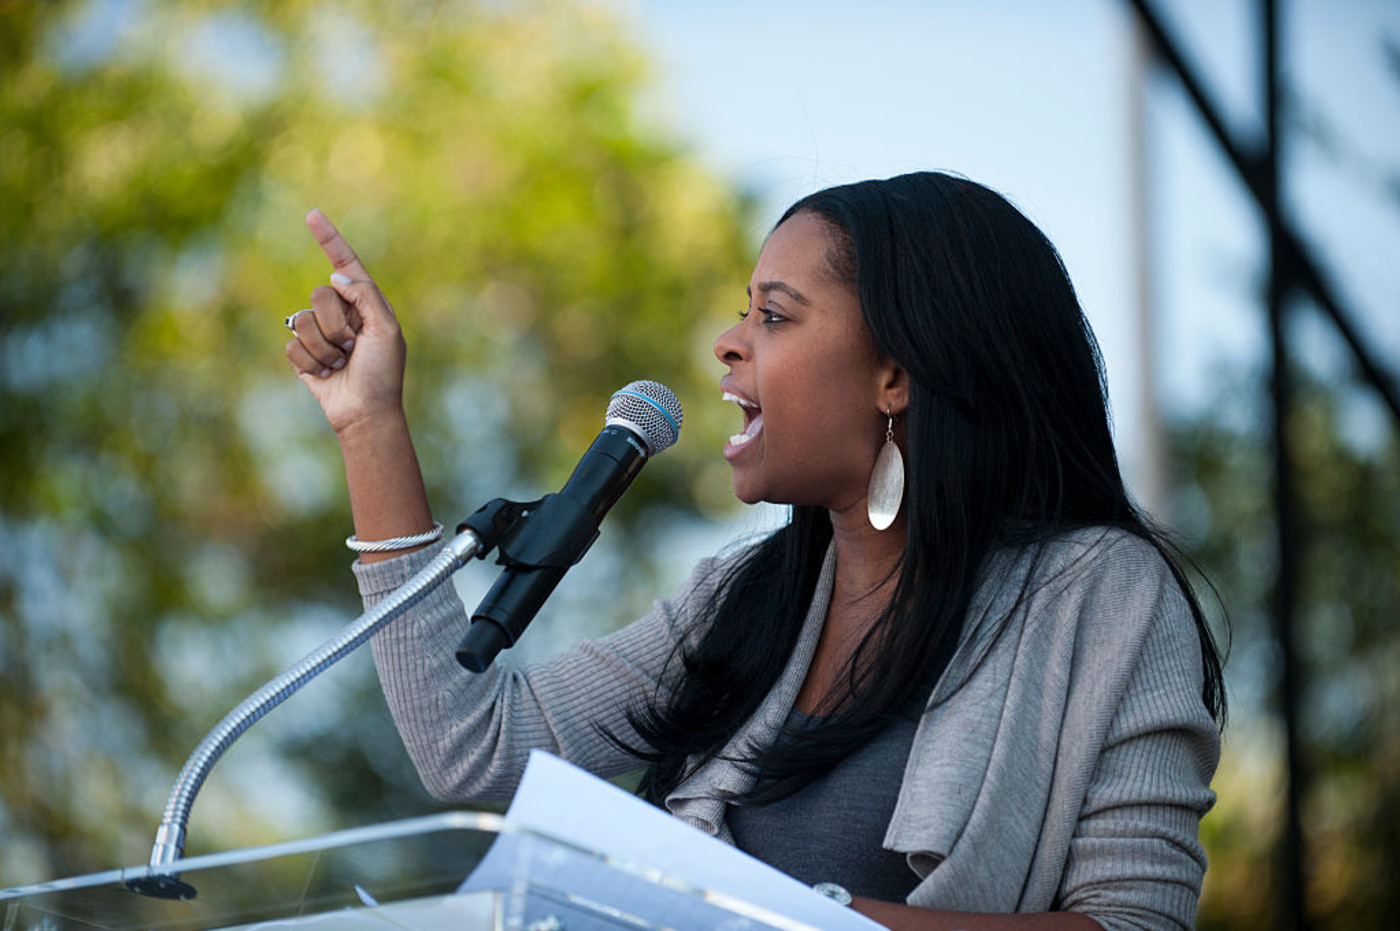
455,380,683,672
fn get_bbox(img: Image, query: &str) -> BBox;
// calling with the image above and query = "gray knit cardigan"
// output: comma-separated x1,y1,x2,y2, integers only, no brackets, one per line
357,526,1220,930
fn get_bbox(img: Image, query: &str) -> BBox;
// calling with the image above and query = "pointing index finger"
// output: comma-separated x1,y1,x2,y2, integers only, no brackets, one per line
306,208,371,281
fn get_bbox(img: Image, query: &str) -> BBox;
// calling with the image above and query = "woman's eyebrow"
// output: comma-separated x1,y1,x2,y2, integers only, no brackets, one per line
747,281,812,305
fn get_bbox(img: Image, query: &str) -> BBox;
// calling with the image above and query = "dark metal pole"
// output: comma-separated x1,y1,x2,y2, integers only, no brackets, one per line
1262,1,1308,927
1127,0,1400,428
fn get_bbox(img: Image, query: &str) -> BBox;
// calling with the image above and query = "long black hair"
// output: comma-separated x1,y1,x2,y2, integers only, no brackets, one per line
619,171,1226,805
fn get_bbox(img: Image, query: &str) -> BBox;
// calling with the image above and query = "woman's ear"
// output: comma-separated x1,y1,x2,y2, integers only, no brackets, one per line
879,362,909,417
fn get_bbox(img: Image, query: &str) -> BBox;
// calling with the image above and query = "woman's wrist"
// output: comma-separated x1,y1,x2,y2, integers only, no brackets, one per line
334,408,435,563
333,404,411,452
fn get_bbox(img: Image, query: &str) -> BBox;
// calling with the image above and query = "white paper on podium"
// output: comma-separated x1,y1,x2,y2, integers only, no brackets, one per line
459,750,885,930
219,891,498,929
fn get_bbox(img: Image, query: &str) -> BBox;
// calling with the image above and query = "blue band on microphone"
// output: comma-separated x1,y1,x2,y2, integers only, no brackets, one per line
611,388,680,437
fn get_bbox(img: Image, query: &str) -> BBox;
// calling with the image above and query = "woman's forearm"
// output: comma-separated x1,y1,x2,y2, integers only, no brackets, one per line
851,898,1100,931
336,411,435,564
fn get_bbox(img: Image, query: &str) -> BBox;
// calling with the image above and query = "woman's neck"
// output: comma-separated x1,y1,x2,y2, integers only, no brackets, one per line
827,505,907,609
791,507,908,716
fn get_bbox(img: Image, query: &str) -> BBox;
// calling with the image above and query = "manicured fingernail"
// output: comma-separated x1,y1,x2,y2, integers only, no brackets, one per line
332,357,347,370
340,337,356,352
317,367,332,378
330,272,352,286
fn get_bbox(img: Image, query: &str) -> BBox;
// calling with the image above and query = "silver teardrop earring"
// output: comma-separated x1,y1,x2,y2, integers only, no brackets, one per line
867,409,904,531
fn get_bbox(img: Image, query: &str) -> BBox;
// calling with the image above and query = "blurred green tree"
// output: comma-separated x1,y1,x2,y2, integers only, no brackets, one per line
0,0,755,886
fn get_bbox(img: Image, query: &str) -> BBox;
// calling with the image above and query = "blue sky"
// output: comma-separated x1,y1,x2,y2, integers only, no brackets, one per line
608,0,1400,494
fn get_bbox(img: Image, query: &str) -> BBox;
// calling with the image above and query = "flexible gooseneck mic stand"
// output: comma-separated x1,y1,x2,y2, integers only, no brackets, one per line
127,526,487,899
129,488,642,897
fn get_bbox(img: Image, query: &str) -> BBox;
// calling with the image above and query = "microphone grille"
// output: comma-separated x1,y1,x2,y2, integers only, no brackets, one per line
606,380,683,456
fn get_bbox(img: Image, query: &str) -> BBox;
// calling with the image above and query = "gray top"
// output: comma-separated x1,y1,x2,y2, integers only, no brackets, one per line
726,708,923,902
357,526,1220,930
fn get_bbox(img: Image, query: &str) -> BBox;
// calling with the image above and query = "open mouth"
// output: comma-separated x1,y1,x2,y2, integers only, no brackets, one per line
722,390,763,451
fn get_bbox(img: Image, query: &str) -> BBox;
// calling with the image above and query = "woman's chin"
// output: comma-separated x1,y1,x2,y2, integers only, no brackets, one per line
728,476,766,506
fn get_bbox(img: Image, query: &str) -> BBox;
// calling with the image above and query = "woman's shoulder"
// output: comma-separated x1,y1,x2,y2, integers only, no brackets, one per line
986,523,1174,586
1025,526,1200,655
1035,524,1174,578
971,524,1190,643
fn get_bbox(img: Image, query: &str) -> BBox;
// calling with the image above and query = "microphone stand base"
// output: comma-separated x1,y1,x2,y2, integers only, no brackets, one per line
126,872,198,900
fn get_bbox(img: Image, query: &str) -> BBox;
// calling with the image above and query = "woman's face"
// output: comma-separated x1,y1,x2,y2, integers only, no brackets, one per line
714,211,900,514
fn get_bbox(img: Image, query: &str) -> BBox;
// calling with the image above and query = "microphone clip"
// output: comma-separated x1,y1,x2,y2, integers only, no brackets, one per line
454,419,654,672
453,495,604,674
457,494,602,572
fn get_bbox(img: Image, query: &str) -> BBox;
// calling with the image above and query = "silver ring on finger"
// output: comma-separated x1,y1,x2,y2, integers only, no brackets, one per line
285,309,312,333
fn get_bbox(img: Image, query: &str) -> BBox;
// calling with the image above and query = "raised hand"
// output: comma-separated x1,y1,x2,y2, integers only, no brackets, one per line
284,209,434,559
285,209,407,437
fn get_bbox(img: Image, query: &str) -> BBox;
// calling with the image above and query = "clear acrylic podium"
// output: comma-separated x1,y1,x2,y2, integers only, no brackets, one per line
0,811,816,930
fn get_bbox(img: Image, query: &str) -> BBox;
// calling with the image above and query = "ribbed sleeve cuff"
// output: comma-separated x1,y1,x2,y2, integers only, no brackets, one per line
351,540,450,600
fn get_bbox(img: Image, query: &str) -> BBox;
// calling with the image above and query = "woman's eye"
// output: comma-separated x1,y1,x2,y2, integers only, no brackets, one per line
737,307,785,324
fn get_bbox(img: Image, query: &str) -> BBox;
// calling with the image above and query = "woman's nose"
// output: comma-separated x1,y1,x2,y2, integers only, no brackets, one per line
714,319,747,364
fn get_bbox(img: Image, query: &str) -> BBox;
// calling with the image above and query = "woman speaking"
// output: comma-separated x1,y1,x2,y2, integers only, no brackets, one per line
285,171,1226,930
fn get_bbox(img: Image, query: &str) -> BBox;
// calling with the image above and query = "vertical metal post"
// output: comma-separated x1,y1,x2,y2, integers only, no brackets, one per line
1263,0,1308,927
1129,14,1166,518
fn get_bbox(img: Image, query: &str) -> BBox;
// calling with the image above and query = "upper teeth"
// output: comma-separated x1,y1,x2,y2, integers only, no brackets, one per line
722,391,756,409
